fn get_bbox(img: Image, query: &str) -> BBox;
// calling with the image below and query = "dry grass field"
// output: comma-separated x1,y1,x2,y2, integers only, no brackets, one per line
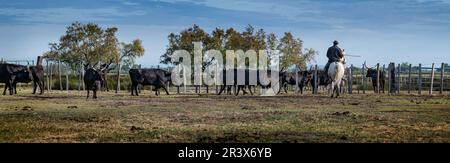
0,89,449,143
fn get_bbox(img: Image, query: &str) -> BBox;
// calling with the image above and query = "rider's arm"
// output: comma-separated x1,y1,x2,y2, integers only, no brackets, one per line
338,48,344,58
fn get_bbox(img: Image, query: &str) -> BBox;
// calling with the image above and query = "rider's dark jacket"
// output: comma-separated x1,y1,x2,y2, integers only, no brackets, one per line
326,45,344,62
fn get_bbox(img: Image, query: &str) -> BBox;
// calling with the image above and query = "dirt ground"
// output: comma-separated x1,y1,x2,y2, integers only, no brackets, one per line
0,89,449,143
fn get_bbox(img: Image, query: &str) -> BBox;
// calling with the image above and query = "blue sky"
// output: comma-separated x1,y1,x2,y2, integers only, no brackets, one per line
0,0,449,67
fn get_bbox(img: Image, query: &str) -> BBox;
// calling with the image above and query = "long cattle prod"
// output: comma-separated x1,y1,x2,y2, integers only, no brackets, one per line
345,54,362,57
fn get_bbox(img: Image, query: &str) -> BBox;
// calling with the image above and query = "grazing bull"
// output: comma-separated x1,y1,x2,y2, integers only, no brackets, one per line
84,68,104,99
0,64,30,95
129,69,171,96
366,68,385,93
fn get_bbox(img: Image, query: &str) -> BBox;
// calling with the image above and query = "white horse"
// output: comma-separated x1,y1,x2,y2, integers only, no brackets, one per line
327,57,345,98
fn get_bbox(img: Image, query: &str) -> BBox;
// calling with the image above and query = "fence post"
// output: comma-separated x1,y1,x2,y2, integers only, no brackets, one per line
376,63,380,94
178,65,181,94
78,62,81,93
81,65,85,91
430,63,435,95
183,66,187,94
314,65,318,95
58,60,62,91
49,62,53,92
348,64,353,94
418,64,422,95
397,64,401,94
295,68,299,94
440,63,445,95
383,64,386,93
65,64,69,93
46,60,50,92
362,62,366,94
388,63,392,95
116,63,121,94
408,64,412,94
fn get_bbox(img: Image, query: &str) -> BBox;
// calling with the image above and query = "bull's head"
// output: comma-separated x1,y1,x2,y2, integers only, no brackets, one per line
88,68,104,82
366,68,377,78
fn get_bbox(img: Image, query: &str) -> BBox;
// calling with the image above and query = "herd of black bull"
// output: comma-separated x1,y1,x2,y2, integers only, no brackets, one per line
0,63,386,98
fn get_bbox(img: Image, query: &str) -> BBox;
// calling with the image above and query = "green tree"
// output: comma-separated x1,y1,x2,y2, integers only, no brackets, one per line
277,32,316,70
118,39,145,69
46,22,120,70
115,39,145,93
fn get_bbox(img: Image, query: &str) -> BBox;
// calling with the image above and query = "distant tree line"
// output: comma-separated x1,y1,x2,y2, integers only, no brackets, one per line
160,24,317,70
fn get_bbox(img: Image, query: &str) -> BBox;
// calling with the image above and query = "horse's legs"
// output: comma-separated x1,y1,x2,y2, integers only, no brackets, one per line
330,82,334,98
335,82,340,98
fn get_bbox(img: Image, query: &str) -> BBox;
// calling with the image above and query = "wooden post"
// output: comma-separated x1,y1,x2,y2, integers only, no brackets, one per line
178,65,181,94
362,62,366,94
65,64,69,93
382,64,386,93
81,65,85,91
418,64,422,95
183,66,187,94
388,63,392,95
46,60,50,92
167,81,170,94
78,62,81,93
408,64,412,94
348,64,353,94
430,63,435,95
440,63,445,95
314,65,318,95
295,69,299,94
376,63,380,94
58,60,62,91
397,64,401,94
49,62,53,92
116,63,121,94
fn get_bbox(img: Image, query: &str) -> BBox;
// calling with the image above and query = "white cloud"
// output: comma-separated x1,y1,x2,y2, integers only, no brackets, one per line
0,7,146,23
153,0,320,21
121,0,139,6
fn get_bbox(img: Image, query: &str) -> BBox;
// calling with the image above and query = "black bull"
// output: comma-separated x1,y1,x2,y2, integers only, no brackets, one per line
8,66,45,95
366,69,385,93
129,69,171,96
84,68,103,99
0,64,34,95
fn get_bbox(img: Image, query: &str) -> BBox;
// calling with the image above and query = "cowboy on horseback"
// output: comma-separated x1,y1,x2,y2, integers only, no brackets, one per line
324,40,345,83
